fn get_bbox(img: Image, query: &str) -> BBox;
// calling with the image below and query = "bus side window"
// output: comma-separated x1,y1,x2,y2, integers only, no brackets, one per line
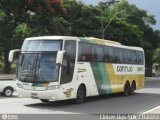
115,48,122,63
126,50,132,64
104,46,110,63
78,43,92,61
92,46,97,61
108,47,114,63
132,50,137,64
137,51,144,65
136,51,141,64
121,49,126,64
96,46,104,62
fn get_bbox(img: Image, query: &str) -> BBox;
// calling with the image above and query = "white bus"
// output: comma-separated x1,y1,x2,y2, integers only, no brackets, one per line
9,36,145,103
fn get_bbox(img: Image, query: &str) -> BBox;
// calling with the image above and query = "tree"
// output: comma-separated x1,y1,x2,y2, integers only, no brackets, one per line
101,0,160,76
0,0,160,76
62,0,101,37
153,48,160,64
0,0,64,73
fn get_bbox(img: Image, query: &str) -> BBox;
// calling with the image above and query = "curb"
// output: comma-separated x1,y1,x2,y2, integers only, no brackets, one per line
145,77,160,81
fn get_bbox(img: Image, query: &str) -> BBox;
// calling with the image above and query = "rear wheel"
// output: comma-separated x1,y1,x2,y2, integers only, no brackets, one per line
130,81,136,95
3,87,13,97
75,85,86,104
40,99,50,103
123,82,130,96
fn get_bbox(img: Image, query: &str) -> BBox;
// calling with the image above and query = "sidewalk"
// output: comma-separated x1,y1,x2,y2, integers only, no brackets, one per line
142,105,160,114
143,77,160,114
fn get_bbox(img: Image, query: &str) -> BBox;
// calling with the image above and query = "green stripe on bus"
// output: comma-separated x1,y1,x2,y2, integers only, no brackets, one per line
98,63,112,94
32,83,48,87
90,62,106,95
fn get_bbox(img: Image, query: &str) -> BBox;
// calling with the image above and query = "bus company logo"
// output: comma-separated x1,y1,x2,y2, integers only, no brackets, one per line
32,87,35,90
2,114,8,120
64,88,73,98
1,114,18,120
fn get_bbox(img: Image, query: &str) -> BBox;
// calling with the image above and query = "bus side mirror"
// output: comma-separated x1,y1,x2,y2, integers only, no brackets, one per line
9,49,20,63
56,51,65,64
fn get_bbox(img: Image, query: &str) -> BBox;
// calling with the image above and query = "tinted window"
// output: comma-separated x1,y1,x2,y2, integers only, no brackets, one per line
104,46,110,62
108,47,115,63
132,50,137,64
121,49,126,64
78,42,144,65
92,45,104,62
136,51,144,65
126,50,132,64
78,43,92,61
114,48,122,63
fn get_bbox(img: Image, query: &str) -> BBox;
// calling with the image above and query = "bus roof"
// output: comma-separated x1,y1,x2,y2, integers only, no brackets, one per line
79,37,121,45
25,36,144,51
79,37,143,52
25,36,78,41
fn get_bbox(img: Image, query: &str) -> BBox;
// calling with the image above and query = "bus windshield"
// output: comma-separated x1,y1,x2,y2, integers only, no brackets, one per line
18,52,59,83
22,40,62,52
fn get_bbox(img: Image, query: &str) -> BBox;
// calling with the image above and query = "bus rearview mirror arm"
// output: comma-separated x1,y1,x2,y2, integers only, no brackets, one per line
9,49,21,63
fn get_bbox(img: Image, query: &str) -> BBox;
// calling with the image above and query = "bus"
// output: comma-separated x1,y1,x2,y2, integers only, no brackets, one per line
9,36,145,103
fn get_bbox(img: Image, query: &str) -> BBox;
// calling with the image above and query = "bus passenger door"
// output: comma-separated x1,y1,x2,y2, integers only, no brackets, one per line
60,40,76,98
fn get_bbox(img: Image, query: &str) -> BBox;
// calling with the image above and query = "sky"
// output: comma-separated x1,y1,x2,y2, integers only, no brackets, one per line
80,0,160,30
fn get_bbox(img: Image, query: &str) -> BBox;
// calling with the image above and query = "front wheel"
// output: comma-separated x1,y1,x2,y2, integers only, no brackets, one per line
3,87,13,97
75,85,86,104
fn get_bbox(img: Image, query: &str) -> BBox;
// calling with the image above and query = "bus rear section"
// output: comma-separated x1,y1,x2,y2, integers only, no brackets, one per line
76,37,145,97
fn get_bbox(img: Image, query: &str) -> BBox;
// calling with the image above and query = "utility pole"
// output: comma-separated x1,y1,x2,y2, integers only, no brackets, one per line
99,0,120,39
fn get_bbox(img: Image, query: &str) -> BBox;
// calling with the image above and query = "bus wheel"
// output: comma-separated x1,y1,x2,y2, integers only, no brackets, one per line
75,85,86,104
40,99,50,103
130,81,136,95
3,87,13,97
123,82,130,96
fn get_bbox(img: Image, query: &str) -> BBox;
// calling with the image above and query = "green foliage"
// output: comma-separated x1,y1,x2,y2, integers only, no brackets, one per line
0,62,2,68
0,0,160,75
0,0,65,73
153,48,160,64
62,0,101,37
99,0,160,76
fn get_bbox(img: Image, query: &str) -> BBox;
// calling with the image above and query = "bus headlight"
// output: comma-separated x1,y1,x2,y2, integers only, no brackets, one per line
46,85,60,90
17,83,24,89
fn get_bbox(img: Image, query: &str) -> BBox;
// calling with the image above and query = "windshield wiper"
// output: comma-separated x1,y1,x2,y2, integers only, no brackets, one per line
19,54,39,82
32,55,39,82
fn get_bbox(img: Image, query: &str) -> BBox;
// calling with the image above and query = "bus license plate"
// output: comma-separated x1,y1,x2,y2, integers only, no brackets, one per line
31,93,38,98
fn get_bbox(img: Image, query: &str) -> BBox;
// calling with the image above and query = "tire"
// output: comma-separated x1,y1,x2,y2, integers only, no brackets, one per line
40,99,50,103
75,85,86,104
3,87,13,97
123,82,130,96
130,81,136,95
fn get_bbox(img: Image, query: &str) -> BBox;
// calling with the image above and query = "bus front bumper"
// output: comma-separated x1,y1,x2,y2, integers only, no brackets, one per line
17,87,64,101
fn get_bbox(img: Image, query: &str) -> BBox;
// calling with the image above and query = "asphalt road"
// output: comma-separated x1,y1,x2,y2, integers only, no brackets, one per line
0,79,160,120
